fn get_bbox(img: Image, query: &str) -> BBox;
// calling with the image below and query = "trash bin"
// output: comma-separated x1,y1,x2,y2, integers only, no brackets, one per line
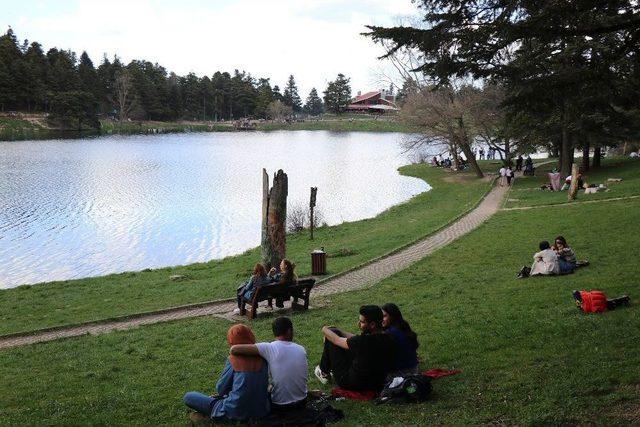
311,248,326,275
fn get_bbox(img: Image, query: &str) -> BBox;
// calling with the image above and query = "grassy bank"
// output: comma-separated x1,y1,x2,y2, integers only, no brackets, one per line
256,118,414,133
0,115,413,141
504,157,640,208
1,166,638,425
0,165,490,336
0,116,49,140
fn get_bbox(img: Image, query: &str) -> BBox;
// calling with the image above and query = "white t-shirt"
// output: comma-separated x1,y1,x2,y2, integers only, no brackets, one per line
256,340,308,405
499,167,507,177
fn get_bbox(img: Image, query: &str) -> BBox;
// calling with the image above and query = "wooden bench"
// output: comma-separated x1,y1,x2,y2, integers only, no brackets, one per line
240,278,316,319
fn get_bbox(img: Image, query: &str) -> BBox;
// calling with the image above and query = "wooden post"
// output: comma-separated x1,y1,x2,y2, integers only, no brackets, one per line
309,187,317,240
568,163,579,201
261,169,288,270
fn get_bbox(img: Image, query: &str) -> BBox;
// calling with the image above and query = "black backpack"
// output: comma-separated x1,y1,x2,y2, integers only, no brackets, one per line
374,374,432,404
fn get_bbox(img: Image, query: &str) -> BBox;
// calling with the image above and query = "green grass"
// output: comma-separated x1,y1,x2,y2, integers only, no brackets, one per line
0,117,47,140
1,192,638,425
257,118,414,133
505,157,640,208
0,165,490,336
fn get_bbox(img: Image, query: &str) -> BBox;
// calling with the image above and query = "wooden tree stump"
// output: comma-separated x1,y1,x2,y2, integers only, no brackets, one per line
568,163,579,201
261,169,288,270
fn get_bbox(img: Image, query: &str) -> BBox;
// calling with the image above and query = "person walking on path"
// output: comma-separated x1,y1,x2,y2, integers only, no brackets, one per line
506,166,514,186
499,165,507,186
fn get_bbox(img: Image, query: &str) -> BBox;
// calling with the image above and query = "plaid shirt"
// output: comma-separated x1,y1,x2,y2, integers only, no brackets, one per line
557,247,576,264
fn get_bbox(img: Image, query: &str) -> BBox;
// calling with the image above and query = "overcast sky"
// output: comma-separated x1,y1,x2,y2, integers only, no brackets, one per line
4,0,419,98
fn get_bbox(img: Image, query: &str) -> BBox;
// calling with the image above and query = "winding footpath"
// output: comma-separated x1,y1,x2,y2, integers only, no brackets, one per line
0,183,508,350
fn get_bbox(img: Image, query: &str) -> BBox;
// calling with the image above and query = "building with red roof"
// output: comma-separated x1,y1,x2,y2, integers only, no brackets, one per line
346,89,399,113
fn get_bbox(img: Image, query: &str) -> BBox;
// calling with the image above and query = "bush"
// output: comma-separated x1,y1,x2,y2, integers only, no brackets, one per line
287,203,324,233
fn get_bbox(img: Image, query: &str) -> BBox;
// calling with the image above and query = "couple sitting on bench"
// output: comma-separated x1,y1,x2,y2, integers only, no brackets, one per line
314,304,419,393
233,259,297,315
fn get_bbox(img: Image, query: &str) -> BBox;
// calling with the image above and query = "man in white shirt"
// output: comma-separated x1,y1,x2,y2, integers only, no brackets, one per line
499,166,507,186
230,317,308,413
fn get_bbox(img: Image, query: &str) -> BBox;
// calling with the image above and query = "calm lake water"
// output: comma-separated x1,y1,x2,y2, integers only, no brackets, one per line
0,131,429,289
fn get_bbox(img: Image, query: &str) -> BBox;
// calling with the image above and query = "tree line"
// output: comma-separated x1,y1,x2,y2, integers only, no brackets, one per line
366,1,640,178
0,28,354,129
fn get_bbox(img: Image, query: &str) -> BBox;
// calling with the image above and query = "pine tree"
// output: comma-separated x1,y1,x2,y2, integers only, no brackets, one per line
282,75,302,113
0,28,23,110
323,73,351,114
303,88,324,115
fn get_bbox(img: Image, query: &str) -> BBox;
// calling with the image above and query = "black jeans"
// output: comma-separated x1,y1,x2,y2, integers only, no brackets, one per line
607,296,629,310
271,397,307,414
319,329,354,389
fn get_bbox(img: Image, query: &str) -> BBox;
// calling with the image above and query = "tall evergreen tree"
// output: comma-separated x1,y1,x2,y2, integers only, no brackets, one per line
303,87,324,115
323,73,351,114
282,75,302,113
0,28,23,110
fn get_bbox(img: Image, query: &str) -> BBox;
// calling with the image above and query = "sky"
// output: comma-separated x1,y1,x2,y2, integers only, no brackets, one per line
4,0,419,98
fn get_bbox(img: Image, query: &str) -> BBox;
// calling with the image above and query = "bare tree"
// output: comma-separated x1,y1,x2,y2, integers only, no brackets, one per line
467,84,528,165
400,85,484,178
114,70,136,122
368,15,432,94
267,100,293,121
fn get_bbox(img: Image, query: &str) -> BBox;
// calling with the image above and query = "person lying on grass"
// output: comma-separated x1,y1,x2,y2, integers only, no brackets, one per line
572,290,630,313
234,263,273,314
183,324,269,423
518,240,559,278
314,305,395,393
230,316,308,415
382,303,419,380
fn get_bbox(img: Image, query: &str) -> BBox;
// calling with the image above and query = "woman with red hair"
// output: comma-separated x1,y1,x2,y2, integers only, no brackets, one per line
183,324,269,423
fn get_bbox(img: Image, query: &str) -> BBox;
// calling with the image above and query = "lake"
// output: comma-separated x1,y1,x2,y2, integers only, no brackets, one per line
0,131,429,289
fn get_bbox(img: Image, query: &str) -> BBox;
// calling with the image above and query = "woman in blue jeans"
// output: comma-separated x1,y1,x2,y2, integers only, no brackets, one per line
183,324,269,423
554,236,577,274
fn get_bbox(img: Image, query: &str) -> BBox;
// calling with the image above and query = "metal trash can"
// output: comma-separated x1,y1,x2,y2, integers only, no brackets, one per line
311,248,326,275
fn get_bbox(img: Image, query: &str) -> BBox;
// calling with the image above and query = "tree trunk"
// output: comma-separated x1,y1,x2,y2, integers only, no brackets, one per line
581,140,590,172
593,146,602,168
560,130,573,178
460,143,484,178
568,163,579,201
261,169,288,270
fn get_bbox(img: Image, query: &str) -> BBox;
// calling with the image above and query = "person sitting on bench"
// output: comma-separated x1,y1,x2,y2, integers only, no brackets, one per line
268,259,297,308
382,303,419,379
314,305,395,392
183,324,269,423
234,263,273,314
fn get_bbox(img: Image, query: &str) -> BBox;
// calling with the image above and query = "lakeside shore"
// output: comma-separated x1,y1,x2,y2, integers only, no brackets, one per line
1,157,639,425
0,114,413,141
0,163,491,335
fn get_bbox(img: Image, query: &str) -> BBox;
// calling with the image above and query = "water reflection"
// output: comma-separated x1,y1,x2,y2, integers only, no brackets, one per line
0,131,429,288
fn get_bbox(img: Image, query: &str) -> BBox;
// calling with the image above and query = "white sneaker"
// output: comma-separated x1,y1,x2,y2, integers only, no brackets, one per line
232,308,241,315
314,365,329,385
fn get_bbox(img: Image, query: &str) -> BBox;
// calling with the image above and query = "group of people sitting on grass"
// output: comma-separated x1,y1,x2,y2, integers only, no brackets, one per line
517,236,582,278
515,237,630,313
233,259,297,314
183,304,419,423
